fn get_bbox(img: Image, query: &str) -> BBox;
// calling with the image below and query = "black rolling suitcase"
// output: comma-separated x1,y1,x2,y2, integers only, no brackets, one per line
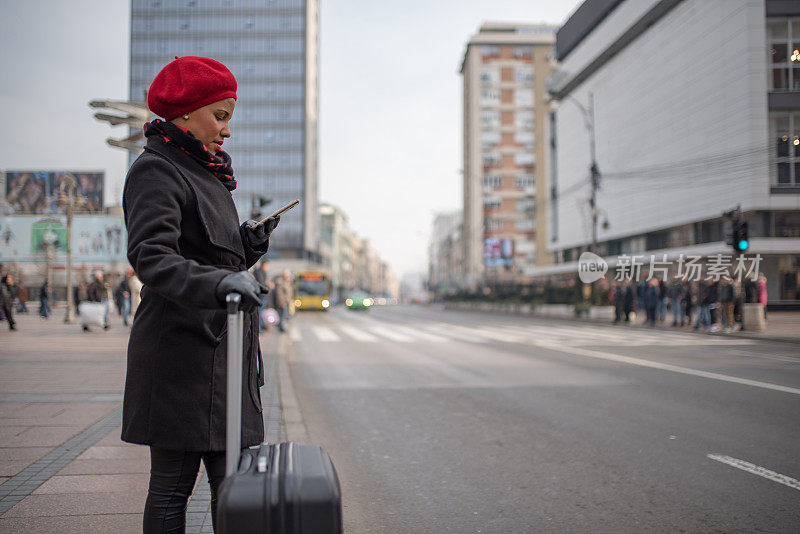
217,293,343,534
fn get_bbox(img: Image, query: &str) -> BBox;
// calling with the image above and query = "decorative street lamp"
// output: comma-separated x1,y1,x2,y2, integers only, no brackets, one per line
56,174,86,323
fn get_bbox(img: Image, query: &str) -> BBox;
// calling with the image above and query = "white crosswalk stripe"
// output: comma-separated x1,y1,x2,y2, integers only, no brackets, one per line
367,325,414,342
312,326,340,342
337,324,379,342
391,325,448,343
289,327,302,342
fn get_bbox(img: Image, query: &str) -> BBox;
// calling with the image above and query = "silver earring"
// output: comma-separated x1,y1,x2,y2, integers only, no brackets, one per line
183,114,189,120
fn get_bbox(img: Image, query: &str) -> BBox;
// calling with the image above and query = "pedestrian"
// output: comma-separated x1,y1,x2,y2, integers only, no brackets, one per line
682,279,694,326
693,280,712,330
613,282,624,324
667,275,685,327
274,270,293,332
719,277,736,332
707,280,720,332
116,275,132,326
120,56,279,533
75,279,88,318
0,275,17,330
644,278,660,327
254,260,274,330
83,271,110,331
16,283,28,314
657,278,667,322
623,279,635,323
39,280,50,319
757,273,768,321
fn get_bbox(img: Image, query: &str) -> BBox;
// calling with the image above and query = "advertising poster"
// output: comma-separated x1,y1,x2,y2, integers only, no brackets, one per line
0,215,126,264
484,237,514,267
4,171,104,214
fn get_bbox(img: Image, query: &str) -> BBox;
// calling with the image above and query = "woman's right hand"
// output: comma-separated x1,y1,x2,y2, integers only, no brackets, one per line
215,271,267,310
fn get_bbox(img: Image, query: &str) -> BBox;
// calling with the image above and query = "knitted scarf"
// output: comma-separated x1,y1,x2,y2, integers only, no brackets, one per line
144,119,237,191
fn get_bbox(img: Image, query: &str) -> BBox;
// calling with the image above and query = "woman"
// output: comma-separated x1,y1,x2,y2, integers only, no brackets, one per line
121,56,279,533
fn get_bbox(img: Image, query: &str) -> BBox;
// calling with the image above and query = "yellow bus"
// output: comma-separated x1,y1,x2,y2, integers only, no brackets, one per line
294,271,331,311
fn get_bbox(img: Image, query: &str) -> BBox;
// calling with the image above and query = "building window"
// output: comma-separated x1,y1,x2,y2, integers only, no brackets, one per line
481,88,500,105
515,110,534,129
514,131,534,150
481,45,500,58
515,174,535,191
482,175,501,192
514,89,534,107
483,197,502,210
480,67,499,85
485,218,503,231
770,111,800,185
482,152,502,167
481,131,500,150
513,46,532,59
768,18,800,91
516,198,535,214
514,153,535,166
481,109,500,129
515,219,535,231
515,66,534,84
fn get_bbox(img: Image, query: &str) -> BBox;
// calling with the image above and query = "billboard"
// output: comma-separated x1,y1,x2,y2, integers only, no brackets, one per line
0,215,126,264
484,237,514,267
4,171,104,214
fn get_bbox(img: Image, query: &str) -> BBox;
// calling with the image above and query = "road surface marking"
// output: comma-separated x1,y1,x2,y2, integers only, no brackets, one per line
392,325,448,343
289,327,302,342
707,454,800,491
337,324,379,342
423,324,486,343
368,325,413,342
312,326,340,342
540,343,800,395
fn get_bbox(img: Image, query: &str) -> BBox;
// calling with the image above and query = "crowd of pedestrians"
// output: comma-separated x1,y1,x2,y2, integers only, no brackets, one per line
611,273,768,333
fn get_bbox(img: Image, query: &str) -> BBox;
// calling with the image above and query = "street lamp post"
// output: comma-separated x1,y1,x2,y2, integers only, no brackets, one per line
56,174,86,323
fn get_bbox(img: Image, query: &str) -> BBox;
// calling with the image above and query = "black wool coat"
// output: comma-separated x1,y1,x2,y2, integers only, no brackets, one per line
121,135,268,451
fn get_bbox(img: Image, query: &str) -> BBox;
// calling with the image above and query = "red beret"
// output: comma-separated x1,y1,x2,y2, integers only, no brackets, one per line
147,56,237,120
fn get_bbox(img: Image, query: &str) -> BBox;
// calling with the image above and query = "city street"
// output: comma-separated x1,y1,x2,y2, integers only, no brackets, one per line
286,305,800,533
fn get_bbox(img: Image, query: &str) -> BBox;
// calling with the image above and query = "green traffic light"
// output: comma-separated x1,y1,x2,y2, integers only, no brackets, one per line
737,239,749,251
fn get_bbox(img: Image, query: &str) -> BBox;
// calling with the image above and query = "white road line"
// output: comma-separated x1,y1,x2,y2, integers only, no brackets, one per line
368,325,413,342
707,454,800,491
467,326,524,343
423,324,486,343
390,325,448,343
541,343,800,396
312,326,340,342
337,324,379,342
289,327,302,342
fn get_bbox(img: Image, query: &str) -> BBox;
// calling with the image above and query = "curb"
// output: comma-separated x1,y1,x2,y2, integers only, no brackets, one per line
277,329,310,444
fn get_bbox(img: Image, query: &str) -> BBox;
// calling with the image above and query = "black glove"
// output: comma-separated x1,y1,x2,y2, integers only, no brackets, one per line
215,271,267,310
241,216,280,249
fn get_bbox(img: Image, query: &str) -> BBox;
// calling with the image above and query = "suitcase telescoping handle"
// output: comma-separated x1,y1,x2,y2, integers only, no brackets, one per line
225,292,244,477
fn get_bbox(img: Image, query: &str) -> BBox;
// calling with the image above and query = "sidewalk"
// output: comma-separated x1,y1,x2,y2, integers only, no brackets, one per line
0,310,286,534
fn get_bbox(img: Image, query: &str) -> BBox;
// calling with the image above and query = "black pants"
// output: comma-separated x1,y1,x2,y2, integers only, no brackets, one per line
144,447,227,534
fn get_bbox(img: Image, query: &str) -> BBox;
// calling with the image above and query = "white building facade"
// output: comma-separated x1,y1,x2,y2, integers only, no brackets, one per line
548,0,800,302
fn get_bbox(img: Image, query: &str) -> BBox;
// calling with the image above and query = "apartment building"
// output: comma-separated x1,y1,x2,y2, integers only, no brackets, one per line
461,22,557,290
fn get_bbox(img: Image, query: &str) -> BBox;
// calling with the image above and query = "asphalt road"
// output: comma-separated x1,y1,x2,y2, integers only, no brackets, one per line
282,305,800,533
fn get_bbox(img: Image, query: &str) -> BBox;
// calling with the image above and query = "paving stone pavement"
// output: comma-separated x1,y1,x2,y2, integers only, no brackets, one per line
0,311,286,533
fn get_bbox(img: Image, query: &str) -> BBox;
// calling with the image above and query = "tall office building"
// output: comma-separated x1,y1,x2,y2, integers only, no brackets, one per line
460,23,557,290
129,0,319,260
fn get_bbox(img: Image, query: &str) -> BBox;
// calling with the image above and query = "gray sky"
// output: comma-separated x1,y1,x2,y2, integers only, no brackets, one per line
0,0,580,277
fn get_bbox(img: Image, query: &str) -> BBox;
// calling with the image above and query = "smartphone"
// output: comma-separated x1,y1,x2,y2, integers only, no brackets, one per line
264,199,299,221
